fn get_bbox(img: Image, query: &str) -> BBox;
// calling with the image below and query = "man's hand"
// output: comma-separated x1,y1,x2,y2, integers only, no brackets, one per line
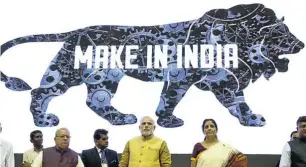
22,161,31,167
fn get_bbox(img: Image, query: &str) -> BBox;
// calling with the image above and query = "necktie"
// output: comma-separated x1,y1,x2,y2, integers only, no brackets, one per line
100,150,108,164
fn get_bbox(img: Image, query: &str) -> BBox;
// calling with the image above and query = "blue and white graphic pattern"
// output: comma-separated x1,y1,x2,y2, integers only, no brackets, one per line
0,3,304,128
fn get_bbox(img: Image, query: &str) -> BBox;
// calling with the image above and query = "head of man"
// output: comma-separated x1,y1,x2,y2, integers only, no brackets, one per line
54,128,70,150
139,116,155,137
94,129,109,150
30,130,43,147
297,116,306,139
290,131,299,141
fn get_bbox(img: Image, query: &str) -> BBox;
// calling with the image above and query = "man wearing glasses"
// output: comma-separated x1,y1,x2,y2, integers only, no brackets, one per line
279,116,306,167
81,129,119,167
32,128,84,167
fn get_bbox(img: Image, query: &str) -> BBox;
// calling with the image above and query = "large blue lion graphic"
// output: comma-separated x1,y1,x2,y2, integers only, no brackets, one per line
0,3,304,128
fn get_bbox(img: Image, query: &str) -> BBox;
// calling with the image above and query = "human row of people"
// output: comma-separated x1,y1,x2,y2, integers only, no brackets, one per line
0,115,305,167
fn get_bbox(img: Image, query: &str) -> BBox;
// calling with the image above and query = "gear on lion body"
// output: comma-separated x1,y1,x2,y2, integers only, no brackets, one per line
0,3,304,128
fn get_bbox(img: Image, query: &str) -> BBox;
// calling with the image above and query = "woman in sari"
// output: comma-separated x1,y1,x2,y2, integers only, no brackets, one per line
190,119,248,167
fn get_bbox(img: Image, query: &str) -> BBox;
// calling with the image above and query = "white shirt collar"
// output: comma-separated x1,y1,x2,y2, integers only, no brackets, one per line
96,146,106,153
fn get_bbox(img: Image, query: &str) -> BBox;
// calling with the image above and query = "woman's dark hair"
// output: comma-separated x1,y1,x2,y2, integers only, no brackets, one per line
202,119,218,140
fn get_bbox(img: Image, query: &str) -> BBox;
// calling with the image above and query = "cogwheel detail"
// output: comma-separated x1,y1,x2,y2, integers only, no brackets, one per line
247,44,268,64
87,88,112,110
55,54,75,75
81,68,107,85
224,23,250,43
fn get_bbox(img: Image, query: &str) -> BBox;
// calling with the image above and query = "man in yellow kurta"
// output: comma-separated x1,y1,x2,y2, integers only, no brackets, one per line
119,116,171,167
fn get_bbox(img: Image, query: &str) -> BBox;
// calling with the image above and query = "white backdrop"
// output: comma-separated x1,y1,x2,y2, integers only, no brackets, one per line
0,0,305,155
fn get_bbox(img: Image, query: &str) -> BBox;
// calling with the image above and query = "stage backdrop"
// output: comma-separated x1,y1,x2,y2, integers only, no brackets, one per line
0,0,305,156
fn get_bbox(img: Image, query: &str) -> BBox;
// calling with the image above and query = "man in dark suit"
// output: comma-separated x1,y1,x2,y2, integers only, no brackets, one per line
81,129,119,167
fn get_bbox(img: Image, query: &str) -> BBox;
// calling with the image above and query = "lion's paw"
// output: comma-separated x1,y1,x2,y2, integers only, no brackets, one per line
34,113,59,127
109,114,138,125
242,114,266,127
157,115,184,128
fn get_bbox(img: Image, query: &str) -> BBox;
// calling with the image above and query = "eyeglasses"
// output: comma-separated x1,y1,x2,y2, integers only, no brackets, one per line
56,135,71,139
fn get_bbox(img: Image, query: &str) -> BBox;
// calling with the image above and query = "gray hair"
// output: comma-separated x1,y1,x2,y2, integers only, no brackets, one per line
55,127,70,137
139,116,155,126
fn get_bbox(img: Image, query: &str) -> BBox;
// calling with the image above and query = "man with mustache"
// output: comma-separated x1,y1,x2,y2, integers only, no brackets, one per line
22,130,44,167
31,128,84,167
279,116,306,167
119,116,172,167
81,129,119,167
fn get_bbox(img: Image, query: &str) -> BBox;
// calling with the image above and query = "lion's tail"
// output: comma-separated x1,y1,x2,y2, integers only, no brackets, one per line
0,32,76,55
0,31,76,91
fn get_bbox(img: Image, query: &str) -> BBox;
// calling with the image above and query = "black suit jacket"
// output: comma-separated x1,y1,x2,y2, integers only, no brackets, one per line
81,147,119,167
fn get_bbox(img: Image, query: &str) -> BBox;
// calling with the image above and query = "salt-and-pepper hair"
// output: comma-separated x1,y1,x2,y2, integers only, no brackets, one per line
55,127,70,137
139,116,156,126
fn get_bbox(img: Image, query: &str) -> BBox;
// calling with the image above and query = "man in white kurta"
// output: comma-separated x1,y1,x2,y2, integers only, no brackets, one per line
0,123,14,167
